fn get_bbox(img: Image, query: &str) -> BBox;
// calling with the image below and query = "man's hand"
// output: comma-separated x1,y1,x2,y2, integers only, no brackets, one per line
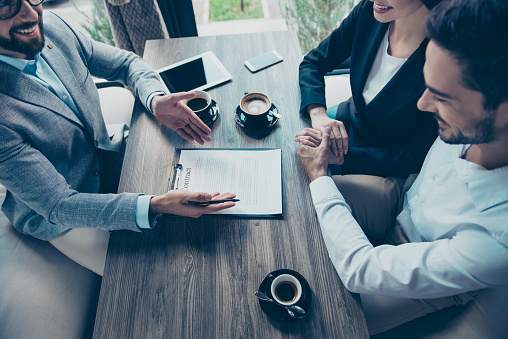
297,127,332,181
149,191,237,218
151,92,212,144
295,128,344,165
308,105,349,157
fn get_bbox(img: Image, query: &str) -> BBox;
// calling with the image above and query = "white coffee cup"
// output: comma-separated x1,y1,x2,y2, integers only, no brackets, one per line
270,274,303,306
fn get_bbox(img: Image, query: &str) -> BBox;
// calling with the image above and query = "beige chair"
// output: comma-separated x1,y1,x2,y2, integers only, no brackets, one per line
373,288,508,339
325,73,352,109
0,210,101,339
0,185,101,339
96,80,135,128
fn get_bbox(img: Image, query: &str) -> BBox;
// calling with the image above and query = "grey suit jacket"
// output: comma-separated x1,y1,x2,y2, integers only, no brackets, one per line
0,12,166,240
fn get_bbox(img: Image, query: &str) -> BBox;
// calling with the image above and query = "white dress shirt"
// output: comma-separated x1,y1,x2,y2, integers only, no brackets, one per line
310,137,508,299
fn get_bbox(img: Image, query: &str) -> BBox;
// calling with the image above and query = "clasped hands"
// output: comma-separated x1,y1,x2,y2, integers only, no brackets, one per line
295,107,349,181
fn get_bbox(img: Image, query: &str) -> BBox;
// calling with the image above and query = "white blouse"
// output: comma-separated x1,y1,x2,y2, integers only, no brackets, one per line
362,29,407,105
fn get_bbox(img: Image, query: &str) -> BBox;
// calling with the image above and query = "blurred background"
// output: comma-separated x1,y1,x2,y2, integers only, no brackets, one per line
46,0,360,53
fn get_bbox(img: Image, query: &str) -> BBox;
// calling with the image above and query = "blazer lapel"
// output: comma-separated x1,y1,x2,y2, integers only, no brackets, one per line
365,39,428,110
352,22,389,110
41,37,94,132
41,36,115,151
0,57,84,128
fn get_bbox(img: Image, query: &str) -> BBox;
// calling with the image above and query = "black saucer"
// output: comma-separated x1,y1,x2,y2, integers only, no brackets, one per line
256,269,312,321
235,104,280,138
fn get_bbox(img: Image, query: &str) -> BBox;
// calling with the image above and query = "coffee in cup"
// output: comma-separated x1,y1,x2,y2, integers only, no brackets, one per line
240,92,271,116
236,92,279,135
186,90,211,112
184,90,219,128
270,273,303,306
187,97,209,111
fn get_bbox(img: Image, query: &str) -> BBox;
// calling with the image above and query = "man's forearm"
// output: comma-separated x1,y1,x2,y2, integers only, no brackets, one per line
309,176,497,298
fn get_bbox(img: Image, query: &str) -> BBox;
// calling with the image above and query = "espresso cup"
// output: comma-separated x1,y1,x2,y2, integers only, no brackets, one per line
237,92,274,129
185,90,219,128
270,274,303,306
240,92,271,115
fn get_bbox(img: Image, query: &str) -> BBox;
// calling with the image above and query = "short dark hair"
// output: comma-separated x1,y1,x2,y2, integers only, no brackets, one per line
426,0,508,111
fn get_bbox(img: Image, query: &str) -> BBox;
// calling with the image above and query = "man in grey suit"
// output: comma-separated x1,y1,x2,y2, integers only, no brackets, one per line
0,0,236,274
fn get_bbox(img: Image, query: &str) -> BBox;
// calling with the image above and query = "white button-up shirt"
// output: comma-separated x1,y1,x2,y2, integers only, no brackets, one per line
310,137,508,299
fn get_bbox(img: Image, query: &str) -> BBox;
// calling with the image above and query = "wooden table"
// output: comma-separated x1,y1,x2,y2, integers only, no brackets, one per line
93,31,368,339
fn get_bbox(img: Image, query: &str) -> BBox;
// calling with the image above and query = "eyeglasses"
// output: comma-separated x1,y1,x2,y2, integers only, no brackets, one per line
0,0,44,20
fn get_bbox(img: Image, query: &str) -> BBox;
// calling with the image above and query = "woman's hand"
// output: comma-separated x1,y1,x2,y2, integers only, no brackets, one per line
149,191,236,218
297,127,332,181
295,128,344,165
307,105,349,158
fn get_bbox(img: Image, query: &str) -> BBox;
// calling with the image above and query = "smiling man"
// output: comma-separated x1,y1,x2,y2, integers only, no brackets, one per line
0,0,44,57
297,0,508,335
0,1,236,275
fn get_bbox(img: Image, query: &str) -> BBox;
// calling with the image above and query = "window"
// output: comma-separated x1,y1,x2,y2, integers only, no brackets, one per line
190,0,360,52
191,0,287,36
45,0,115,46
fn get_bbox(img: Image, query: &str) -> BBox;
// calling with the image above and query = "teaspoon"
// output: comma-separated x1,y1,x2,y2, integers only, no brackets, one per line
254,290,307,319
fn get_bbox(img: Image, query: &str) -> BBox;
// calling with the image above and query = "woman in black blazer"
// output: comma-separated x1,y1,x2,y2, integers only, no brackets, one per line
297,0,440,177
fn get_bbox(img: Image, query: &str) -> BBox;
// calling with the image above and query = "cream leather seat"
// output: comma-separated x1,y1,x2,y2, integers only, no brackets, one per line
0,189,101,339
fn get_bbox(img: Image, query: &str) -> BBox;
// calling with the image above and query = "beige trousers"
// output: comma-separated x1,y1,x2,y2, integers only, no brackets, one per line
50,228,109,276
332,175,476,335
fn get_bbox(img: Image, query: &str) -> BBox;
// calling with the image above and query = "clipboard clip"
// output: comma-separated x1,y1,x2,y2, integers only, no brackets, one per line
171,163,183,190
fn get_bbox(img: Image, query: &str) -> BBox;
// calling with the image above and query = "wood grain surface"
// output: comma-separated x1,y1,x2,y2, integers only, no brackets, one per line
93,31,368,339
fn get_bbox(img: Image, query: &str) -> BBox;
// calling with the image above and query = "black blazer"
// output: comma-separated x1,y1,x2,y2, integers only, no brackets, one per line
299,0,437,177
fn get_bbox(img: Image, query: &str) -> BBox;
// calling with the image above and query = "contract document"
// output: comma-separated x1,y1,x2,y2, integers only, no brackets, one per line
174,149,282,216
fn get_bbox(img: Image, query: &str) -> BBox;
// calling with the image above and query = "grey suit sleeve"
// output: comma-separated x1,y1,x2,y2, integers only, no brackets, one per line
54,15,167,111
0,124,141,236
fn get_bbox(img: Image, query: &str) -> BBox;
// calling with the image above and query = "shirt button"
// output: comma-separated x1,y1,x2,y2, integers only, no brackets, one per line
93,170,100,176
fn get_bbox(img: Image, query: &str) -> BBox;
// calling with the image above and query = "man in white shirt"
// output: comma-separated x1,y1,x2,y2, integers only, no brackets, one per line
297,0,508,335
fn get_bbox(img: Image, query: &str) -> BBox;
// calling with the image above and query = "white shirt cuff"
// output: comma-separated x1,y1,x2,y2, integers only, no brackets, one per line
136,195,153,229
146,91,167,115
309,176,347,206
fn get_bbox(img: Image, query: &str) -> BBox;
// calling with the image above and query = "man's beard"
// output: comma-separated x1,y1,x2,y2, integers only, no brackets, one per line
439,112,497,145
0,20,45,59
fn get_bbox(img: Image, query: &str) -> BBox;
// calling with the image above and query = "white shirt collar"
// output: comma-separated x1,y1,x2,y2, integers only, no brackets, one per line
453,146,508,211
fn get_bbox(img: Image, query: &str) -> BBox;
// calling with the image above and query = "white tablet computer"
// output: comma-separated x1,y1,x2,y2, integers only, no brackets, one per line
157,51,232,92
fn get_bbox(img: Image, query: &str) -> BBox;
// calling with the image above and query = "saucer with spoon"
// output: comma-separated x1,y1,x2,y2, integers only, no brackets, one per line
255,269,312,321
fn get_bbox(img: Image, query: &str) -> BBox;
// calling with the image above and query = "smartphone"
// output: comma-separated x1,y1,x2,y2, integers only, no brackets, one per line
244,51,284,73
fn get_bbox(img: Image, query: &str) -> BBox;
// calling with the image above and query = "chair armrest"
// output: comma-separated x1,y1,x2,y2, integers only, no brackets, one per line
94,80,125,89
326,68,350,76
326,57,351,76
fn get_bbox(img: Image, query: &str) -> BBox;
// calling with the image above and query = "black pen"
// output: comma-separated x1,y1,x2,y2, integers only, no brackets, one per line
186,198,240,206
